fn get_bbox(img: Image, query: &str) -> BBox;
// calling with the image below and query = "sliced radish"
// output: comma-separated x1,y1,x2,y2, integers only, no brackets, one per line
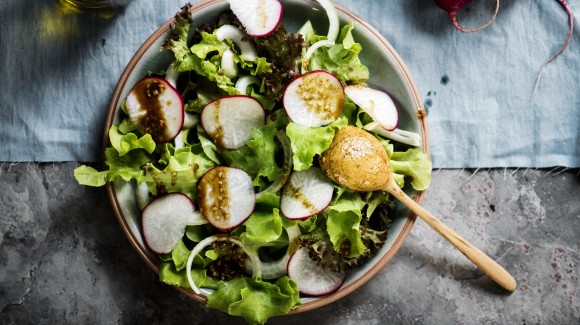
287,247,345,296
141,193,208,254
216,25,258,62
197,166,256,231
280,167,333,220
283,70,345,127
125,77,184,143
186,235,262,295
200,95,265,150
345,85,398,131
226,0,283,37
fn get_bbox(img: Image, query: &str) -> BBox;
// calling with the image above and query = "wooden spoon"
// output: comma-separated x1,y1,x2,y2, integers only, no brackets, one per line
320,126,517,292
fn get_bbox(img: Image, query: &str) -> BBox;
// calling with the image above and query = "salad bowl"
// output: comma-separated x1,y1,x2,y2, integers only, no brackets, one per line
105,0,429,315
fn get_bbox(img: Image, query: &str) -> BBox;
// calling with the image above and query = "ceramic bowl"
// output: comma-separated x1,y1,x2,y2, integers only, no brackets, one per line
105,0,429,315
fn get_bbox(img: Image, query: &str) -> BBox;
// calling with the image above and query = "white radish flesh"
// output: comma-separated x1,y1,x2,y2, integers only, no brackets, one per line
142,193,207,254
216,24,258,61
283,70,345,127
287,247,345,296
226,0,283,37
345,85,398,131
201,95,265,150
197,167,256,231
125,77,184,143
281,167,334,220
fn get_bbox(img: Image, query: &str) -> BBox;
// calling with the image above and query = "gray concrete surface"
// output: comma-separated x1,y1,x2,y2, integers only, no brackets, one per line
0,163,578,324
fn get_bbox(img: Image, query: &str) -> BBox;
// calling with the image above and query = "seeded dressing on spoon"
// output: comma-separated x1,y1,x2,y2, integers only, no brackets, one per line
320,126,517,292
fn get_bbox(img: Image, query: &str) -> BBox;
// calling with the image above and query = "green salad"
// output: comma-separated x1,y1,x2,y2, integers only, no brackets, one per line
75,1,432,324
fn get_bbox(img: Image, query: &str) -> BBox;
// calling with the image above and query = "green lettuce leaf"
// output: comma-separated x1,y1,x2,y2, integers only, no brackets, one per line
190,31,229,59
243,193,282,243
326,190,366,257
73,165,109,187
159,262,218,290
308,22,369,84
207,276,300,325
142,149,216,198
221,124,281,186
108,125,156,156
286,117,348,171
390,148,432,191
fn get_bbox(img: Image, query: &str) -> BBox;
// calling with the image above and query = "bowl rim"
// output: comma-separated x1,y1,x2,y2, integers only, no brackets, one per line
104,0,430,315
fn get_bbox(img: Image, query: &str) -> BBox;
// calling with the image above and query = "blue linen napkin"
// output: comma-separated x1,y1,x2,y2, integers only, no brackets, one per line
0,0,578,168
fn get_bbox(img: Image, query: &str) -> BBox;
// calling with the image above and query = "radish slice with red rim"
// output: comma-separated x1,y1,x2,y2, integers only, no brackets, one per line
125,77,184,143
200,95,265,150
287,247,345,296
141,193,207,254
345,85,398,131
186,235,262,295
226,0,283,37
283,70,345,127
280,167,334,220
197,166,256,231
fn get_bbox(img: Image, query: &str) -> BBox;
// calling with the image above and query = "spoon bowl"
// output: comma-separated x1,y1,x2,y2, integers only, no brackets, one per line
320,126,517,292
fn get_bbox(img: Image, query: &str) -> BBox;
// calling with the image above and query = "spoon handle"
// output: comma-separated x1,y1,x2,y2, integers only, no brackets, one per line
385,181,517,292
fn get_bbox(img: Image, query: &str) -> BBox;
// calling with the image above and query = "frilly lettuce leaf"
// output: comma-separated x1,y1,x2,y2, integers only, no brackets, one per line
326,190,366,257
142,149,216,198
190,31,230,59
108,125,156,156
250,25,304,100
159,239,219,290
390,148,432,191
73,135,152,187
286,117,348,171
243,193,283,244
207,276,300,325
308,22,369,84
221,124,281,186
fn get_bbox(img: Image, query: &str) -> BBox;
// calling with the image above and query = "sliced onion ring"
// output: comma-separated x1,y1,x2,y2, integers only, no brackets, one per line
185,235,262,295
317,0,339,42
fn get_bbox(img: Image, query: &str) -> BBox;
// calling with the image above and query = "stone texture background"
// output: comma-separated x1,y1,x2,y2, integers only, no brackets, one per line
0,163,578,324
